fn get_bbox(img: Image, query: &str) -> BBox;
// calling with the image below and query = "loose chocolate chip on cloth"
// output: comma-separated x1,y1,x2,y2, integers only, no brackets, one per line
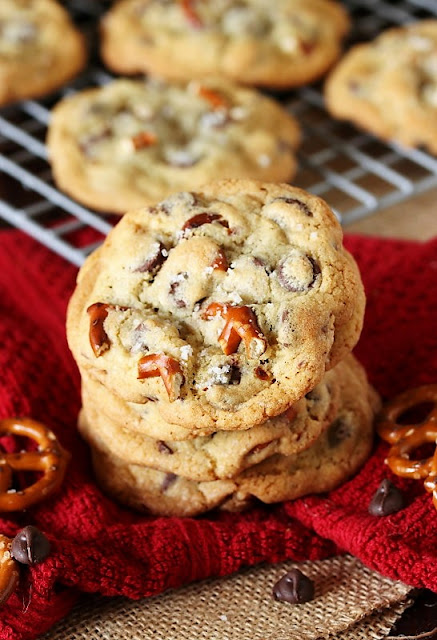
0,230,436,639
41,556,412,640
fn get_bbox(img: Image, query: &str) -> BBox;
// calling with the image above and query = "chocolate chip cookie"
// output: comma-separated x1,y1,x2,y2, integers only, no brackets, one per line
325,20,437,153
67,180,365,431
0,0,86,106
47,78,300,214
78,357,352,481
100,0,350,88
89,359,378,516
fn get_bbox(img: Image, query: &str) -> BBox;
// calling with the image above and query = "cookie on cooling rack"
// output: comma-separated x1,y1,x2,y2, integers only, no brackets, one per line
325,20,437,154
46,77,300,214
66,179,365,432
0,0,86,106
100,0,350,88
87,356,378,516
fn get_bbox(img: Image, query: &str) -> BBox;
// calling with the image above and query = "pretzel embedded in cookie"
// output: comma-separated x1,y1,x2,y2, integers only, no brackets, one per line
203,303,267,358
0,535,19,606
87,302,128,357
0,417,70,511
377,384,437,512
138,354,184,402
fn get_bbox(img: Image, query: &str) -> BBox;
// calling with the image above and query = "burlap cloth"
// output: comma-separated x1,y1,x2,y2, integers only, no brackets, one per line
42,555,412,639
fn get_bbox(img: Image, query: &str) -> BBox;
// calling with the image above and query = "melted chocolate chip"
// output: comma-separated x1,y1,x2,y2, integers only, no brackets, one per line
161,473,177,492
11,526,50,566
230,365,241,385
272,197,312,217
327,417,351,448
277,250,320,292
169,272,188,308
134,242,167,274
157,441,173,455
273,569,315,604
182,213,229,232
79,127,112,157
254,366,271,381
368,479,405,516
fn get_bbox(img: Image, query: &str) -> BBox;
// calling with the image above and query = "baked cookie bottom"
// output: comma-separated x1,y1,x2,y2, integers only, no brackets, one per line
86,363,379,517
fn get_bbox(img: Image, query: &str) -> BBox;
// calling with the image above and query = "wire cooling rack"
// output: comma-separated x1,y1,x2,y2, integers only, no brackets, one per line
1,0,437,267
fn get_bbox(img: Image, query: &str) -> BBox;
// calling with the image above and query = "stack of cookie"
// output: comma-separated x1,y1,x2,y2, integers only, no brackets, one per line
67,179,379,517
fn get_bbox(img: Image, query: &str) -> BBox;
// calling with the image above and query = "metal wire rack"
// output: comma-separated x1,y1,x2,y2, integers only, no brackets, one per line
1,0,437,267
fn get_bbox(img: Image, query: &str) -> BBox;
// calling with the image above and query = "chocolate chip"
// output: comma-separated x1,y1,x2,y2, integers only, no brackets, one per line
230,365,241,385
273,568,315,604
182,213,229,232
272,197,312,216
368,479,405,516
79,127,112,157
277,249,320,292
169,272,188,308
327,417,351,448
157,441,173,455
134,242,167,274
254,366,271,381
161,473,177,493
11,526,50,566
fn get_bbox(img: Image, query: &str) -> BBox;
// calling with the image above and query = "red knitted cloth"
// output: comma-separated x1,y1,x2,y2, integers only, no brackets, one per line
0,230,436,639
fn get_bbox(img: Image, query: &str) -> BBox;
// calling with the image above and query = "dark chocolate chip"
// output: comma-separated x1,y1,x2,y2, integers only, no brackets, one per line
273,568,315,604
182,212,229,232
368,479,405,516
327,417,351,448
79,127,112,157
161,473,177,493
254,366,271,381
272,197,312,216
230,365,241,385
134,242,167,274
169,272,188,308
157,441,173,455
11,526,50,566
277,250,320,292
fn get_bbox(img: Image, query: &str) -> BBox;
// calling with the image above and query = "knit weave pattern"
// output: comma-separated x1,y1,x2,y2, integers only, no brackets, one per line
0,230,436,639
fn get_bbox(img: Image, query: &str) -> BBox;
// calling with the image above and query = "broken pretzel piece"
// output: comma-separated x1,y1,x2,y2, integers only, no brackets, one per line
138,354,184,402
87,303,128,357
131,131,157,151
0,535,19,607
203,303,267,359
179,0,203,29
197,85,229,111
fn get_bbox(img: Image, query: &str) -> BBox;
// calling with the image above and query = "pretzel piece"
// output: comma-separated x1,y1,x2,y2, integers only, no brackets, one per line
87,303,128,357
179,0,203,28
378,385,437,514
197,86,229,110
0,535,19,606
203,303,267,358
377,384,437,444
138,354,184,402
131,131,157,150
0,418,70,511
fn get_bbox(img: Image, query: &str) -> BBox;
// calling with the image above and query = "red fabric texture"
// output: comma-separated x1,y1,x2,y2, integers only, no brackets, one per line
0,229,436,639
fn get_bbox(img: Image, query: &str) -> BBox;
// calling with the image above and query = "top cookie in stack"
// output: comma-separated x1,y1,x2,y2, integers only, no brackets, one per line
67,179,365,433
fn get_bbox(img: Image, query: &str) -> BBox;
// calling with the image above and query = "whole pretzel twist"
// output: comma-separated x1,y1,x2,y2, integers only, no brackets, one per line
377,384,437,512
0,535,19,606
0,417,70,511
